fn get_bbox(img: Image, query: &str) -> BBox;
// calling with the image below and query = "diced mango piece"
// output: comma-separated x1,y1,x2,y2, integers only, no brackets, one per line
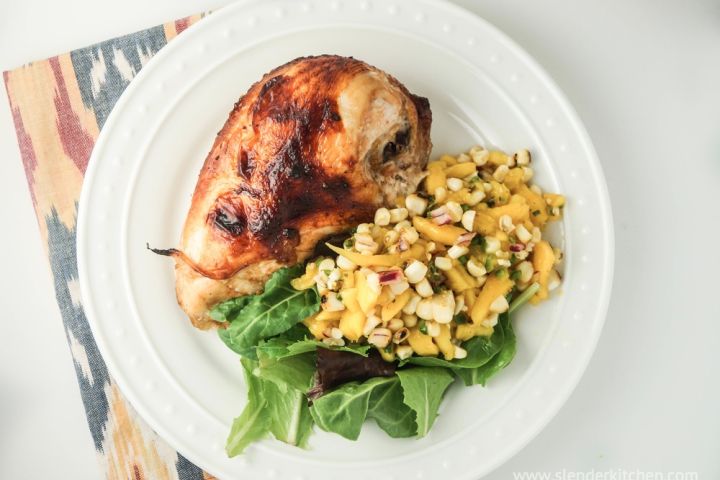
290,262,318,290
433,324,455,360
487,150,510,166
303,314,336,339
340,310,366,341
408,327,439,356
470,275,514,325
425,160,447,195
381,289,411,322
316,310,343,321
463,288,477,310
400,243,426,262
455,321,494,341
355,270,379,313
531,240,555,303
326,244,400,267
341,287,361,312
544,193,565,208
444,162,476,178
454,263,477,289
340,270,355,288
488,202,530,224
445,266,473,292
516,184,548,227
413,216,466,245
487,181,511,206
439,154,457,165
377,286,393,306
503,168,525,190
473,211,497,236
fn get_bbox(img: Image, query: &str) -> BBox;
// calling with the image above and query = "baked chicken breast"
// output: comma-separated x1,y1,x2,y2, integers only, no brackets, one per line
157,55,432,329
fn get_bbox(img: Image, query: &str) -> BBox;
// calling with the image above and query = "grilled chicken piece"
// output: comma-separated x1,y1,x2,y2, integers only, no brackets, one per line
159,55,432,329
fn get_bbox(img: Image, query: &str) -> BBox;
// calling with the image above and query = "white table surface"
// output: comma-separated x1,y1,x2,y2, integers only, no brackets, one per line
1,0,718,478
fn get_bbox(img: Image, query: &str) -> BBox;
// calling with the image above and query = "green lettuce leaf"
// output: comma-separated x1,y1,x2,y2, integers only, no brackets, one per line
217,265,321,354
455,313,516,386
396,367,454,437
310,377,395,440
209,296,254,323
226,359,270,456
262,376,314,448
256,351,317,393
256,336,371,360
367,377,417,438
226,357,315,456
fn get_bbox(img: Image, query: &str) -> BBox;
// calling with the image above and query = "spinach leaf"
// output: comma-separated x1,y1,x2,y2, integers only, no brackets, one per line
455,313,516,386
310,377,395,440
209,296,254,323
218,265,321,353
367,377,417,438
403,325,505,369
226,359,270,456
396,367,454,437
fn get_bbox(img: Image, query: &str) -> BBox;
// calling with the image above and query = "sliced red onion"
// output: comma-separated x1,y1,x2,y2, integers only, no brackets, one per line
455,232,476,246
378,269,403,285
429,205,448,218
509,243,525,252
432,213,454,225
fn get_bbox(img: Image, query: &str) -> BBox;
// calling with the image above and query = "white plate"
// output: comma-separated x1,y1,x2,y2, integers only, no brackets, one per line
77,0,614,478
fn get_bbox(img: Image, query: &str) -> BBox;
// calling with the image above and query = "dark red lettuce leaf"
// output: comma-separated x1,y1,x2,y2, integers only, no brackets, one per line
308,349,396,400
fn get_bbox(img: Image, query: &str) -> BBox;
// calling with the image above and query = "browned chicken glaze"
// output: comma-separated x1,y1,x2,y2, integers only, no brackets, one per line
159,55,432,328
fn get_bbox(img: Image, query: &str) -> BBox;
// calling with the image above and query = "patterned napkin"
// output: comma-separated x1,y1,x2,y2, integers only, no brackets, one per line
3,13,215,480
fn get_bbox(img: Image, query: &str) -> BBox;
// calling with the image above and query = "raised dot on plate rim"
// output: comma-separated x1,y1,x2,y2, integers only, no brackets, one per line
489,54,499,63
515,409,526,419
510,73,519,82
387,4,397,14
442,24,451,32
359,0,369,10
466,37,475,46
549,364,558,374
415,12,425,21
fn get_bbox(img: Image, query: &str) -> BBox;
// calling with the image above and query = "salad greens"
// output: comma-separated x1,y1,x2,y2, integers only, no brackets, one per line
216,265,521,456
216,265,321,355
396,367,454,437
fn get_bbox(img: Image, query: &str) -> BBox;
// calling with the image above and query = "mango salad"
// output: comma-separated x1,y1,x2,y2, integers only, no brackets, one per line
291,145,565,363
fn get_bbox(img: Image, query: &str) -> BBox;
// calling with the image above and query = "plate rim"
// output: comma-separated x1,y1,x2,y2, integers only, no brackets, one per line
77,0,615,478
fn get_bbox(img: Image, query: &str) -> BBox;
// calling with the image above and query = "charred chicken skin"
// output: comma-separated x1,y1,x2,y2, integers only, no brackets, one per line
158,55,432,329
